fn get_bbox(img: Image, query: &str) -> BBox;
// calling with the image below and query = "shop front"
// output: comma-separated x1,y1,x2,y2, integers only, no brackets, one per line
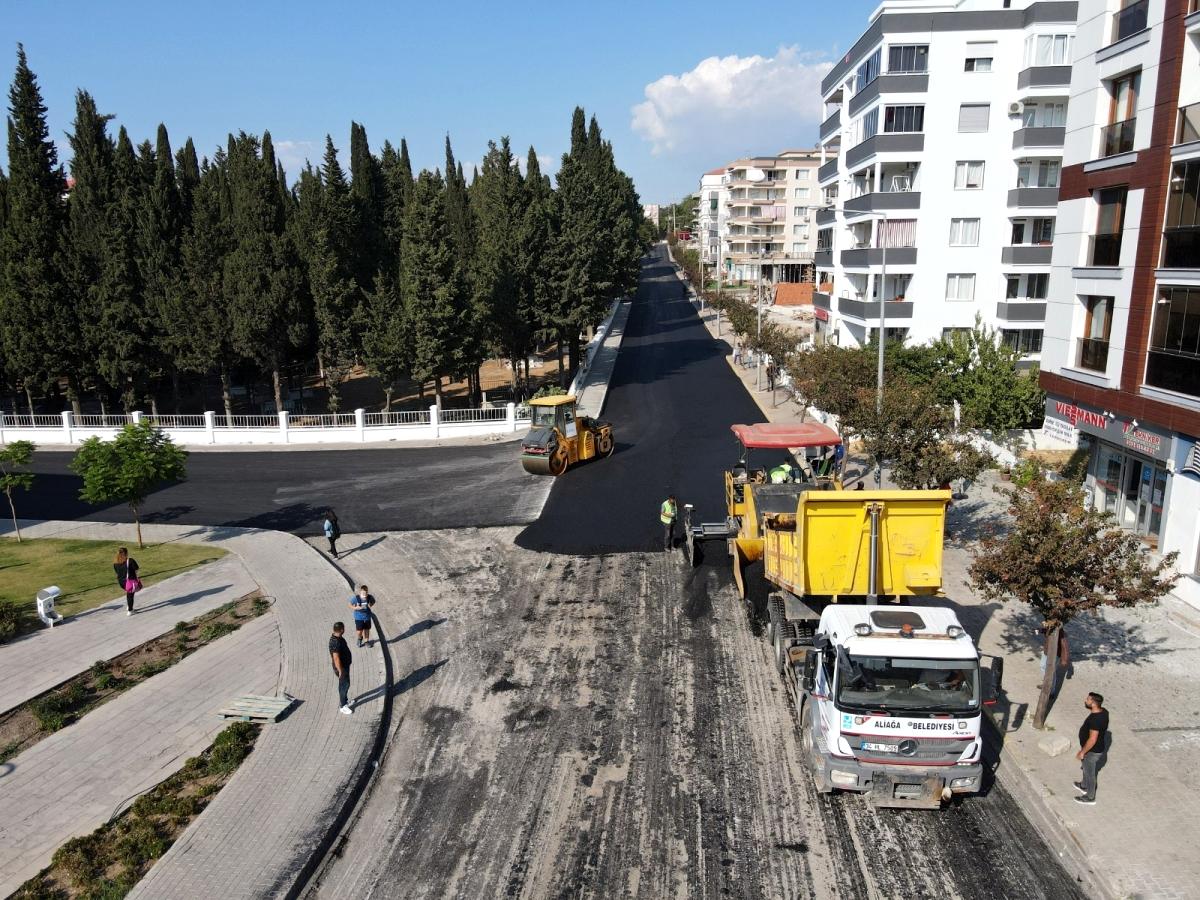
1044,398,1175,548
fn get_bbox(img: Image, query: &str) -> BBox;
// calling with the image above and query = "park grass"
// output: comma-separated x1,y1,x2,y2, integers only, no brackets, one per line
0,538,227,640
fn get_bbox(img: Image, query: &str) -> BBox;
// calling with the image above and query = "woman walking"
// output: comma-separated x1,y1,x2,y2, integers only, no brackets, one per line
114,547,141,616
324,510,341,559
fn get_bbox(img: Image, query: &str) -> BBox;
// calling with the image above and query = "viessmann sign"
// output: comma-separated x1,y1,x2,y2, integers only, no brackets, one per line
1045,398,1172,462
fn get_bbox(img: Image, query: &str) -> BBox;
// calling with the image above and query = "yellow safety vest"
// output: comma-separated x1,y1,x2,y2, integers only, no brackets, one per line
660,500,676,524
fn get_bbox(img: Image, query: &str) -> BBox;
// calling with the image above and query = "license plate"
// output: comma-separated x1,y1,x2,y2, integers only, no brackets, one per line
861,741,894,752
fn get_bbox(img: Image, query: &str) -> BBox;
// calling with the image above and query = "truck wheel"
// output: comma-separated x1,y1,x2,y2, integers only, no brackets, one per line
597,433,614,457
801,702,832,793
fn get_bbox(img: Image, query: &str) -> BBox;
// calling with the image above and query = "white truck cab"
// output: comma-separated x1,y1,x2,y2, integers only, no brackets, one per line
798,606,984,808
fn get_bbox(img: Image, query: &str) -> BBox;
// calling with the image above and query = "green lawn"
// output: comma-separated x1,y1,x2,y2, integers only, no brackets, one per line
0,538,227,639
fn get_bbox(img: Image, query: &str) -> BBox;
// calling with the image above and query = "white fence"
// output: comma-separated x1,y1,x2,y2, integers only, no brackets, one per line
0,405,533,448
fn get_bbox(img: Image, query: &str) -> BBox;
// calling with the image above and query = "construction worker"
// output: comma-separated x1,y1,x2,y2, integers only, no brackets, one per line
660,494,678,551
769,461,796,484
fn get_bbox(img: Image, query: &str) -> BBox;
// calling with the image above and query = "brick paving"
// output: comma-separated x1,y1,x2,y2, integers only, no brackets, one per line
696,290,1200,899
0,611,281,896
2,521,384,900
0,550,258,715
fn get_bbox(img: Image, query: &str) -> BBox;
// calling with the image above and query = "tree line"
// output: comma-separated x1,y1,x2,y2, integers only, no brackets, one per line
0,46,645,418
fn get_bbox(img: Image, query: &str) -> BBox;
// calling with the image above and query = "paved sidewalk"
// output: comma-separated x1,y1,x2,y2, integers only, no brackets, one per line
574,297,632,418
2,520,384,900
689,278,1200,899
0,611,281,896
0,553,257,715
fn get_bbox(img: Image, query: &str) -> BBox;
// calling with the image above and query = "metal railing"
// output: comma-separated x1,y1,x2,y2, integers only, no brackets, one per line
1100,118,1136,157
515,405,533,420
222,414,280,428
1089,233,1123,266
74,414,132,428
1077,338,1110,372
1,414,63,428
288,413,357,429
145,414,207,429
1178,103,1200,145
440,407,507,424
363,410,431,427
1112,0,1148,42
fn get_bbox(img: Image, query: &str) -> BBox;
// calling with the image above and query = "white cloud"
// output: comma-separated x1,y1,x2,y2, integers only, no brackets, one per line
631,47,833,156
273,139,319,178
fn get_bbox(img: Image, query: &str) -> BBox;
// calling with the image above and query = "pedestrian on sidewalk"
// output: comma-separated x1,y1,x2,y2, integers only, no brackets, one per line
114,547,141,617
324,510,341,559
733,342,742,366
767,362,777,392
350,585,376,648
1039,627,1071,698
330,622,353,715
1074,691,1108,804
660,494,678,552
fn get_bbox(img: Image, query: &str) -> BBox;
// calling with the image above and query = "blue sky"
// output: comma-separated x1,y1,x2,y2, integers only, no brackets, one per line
3,0,880,205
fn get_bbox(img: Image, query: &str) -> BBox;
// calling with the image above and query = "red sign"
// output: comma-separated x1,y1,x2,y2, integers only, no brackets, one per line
1054,401,1106,429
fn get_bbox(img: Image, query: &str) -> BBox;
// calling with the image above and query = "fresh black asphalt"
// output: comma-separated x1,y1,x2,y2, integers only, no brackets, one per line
517,245,766,553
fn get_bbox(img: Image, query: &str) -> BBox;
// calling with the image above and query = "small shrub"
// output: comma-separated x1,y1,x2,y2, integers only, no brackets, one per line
12,878,68,899
79,877,132,900
134,661,168,679
51,834,105,887
30,696,68,732
207,722,257,775
91,660,110,677
173,621,188,634
93,672,116,691
175,635,190,654
198,621,236,643
0,604,19,642
251,597,269,614
115,819,166,870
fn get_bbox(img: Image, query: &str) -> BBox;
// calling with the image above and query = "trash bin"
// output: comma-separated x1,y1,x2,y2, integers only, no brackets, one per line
36,586,63,628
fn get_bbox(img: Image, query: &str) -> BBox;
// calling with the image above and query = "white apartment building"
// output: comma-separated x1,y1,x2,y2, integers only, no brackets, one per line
1039,0,1200,605
695,168,728,269
699,151,821,285
815,0,1078,350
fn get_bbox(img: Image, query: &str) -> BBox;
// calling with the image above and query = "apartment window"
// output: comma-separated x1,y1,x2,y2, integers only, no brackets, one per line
1027,273,1049,299
861,108,880,142
1112,0,1149,44
949,218,981,246
1022,102,1067,128
1147,287,1200,397
884,105,924,133
793,224,803,236
792,243,804,254
954,161,985,189
958,104,991,133
1078,295,1113,371
878,219,917,248
817,228,833,250
1006,275,1021,299
942,327,972,341
1016,159,1060,188
1013,217,1055,243
1024,33,1072,67
964,56,993,72
888,44,928,74
1101,72,1139,157
946,273,976,301
794,188,809,199
796,169,810,181
1003,329,1043,354
1163,160,1200,267
1090,186,1127,266
856,48,882,93
793,206,805,217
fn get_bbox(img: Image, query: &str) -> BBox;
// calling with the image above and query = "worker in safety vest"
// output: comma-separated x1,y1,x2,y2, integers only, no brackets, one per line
660,495,677,552
769,462,795,484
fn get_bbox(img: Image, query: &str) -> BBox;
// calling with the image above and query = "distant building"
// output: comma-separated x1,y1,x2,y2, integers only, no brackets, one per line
642,204,660,226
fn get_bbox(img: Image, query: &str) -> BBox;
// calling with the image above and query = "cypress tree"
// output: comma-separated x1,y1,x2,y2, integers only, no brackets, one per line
380,138,413,266
359,268,410,411
0,45,74,414
401,170,467,409
349,121,386,289
174,137,200,222
518,147,559,384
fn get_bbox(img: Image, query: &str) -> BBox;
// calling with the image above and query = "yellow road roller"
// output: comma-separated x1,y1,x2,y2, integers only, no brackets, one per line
520,395,615,476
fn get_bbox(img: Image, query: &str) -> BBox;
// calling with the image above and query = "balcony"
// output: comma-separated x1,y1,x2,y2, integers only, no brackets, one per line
1100,118,1136,158
1001,245,1053,265
1012,126,1065,150
1178,103,1200,145
845,133,925,169
1077,338,1110,373
818,158,839,183
1162,228,1200,268
1007,187,1060,207
820,108,841,141
1017,66,1072,89
1111,0,1148,44
814,291,832,311
1146,350,1200,397
815,206,836,225
837,297,915,320
844,191,921,213
814,249,833,267
996,301,1047,322
847,74,929,118
839,247,918,267
1088,233,1123,267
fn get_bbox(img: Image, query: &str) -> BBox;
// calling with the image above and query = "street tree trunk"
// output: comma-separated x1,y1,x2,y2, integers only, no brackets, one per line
272,368,284,416
1032,624,1060,729
132,503,144,549
220,369,234,427
433,376,444,411
65,373,83,417
6,489,22,542
25,385,34,418
171,371,182,414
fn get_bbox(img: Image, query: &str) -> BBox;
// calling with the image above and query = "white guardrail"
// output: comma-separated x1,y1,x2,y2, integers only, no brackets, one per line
0,405,534,448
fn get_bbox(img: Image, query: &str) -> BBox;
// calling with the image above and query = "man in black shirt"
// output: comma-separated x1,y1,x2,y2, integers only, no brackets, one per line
329,622,353,716
1074,691,1108,804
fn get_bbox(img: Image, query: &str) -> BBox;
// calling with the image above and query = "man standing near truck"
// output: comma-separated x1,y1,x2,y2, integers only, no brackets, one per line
660,494,677,551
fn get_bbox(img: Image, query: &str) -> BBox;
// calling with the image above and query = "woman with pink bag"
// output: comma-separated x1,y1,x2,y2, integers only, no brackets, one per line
114,547,141,617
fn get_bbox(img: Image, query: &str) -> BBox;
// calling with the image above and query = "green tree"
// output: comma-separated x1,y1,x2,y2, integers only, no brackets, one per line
70,421,188,548
359,269,409,410
0,45,73,415
518,147,559,385
0,439,35,541
349,121,386,287
970,470,1179,728
932,322,1045,435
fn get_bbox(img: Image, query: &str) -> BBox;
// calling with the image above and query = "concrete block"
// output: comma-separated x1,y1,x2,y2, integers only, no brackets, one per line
1038,735,1072,757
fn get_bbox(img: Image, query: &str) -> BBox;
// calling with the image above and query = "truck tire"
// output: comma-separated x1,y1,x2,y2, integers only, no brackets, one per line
801,702,833,794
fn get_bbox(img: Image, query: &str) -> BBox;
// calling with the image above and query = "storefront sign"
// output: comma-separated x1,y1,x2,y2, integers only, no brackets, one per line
1045,397,1172,462
1041,416,1078,446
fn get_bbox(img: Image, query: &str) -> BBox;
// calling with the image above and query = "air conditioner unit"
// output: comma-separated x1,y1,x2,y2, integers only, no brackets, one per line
1008,101,1025,116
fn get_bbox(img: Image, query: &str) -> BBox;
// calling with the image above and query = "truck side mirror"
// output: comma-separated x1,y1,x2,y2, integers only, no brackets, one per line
802,649,819,693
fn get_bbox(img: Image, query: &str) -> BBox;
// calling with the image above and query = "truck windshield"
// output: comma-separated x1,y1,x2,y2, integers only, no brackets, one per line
836,655,980,713
531,406,558,428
